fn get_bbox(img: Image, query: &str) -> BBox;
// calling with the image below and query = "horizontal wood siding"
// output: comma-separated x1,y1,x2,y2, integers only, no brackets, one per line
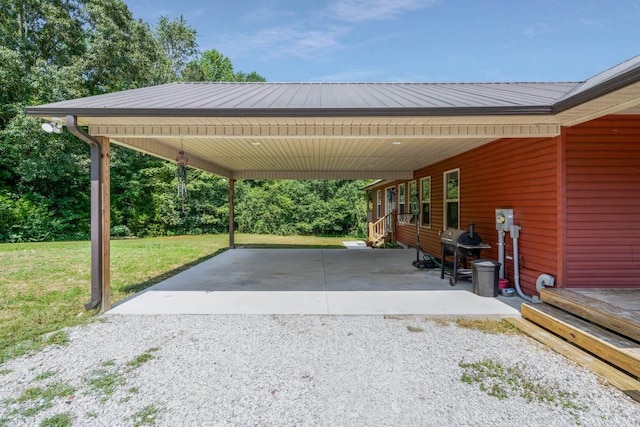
565,115,640,288
402,137,560,296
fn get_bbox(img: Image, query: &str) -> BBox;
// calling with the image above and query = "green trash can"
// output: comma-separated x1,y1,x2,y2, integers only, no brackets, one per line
472,260,501,297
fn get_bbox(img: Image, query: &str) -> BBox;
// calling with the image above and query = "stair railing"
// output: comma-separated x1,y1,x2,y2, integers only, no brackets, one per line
367,209,396,245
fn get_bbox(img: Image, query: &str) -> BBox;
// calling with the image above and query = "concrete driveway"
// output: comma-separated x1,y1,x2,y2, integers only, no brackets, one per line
109,248,521,317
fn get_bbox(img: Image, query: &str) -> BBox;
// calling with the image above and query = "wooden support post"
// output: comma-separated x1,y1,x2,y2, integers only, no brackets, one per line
229,178,235,249
98,137,111,312
67,116,110,312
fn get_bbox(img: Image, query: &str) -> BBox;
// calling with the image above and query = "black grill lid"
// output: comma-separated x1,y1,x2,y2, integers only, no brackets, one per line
440,229,483,246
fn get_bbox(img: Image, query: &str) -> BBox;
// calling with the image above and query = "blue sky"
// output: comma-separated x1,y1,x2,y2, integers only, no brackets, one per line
124,0,640,83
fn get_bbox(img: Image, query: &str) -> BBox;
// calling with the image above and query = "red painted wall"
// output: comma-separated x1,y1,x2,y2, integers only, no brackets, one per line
369,114,640,292
376,136,561,296
564,115,640,287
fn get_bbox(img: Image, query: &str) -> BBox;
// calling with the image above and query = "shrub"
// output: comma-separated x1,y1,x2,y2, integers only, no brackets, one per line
110,225,132,238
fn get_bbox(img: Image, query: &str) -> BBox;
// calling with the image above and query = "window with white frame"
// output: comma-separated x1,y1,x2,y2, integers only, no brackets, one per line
420,177,431,228
444,169,460,229
376,189,382,219
408,180,417,224
398,183,406,214
397,183,413,225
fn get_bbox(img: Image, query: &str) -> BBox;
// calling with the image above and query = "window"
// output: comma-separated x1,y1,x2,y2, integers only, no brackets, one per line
420,177,431,228
408,181,417,224
398,183,405,214
376,189,382,219
444,169,460,229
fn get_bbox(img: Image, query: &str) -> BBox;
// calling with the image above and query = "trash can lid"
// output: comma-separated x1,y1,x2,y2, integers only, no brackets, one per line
476,261,499,266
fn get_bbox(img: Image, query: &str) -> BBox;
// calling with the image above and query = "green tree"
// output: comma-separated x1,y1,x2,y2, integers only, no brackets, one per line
236,180,367,237
0,1,366,242
183,49,235,82
155,15,198,79
183,49,266,82
234,70,267,82
80,0,172,93
0,0,172,241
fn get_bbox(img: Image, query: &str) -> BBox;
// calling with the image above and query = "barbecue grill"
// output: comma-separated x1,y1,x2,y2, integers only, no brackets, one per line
440,224,491,286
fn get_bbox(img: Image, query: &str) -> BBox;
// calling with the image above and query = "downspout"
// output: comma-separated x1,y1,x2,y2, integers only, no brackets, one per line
229,178,235,249
66,115,102,310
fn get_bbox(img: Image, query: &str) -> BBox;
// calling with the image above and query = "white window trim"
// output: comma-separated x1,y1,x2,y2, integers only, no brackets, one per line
384,185,396,213
397,183,413,225
420,176,431,229
376,189,382,219
443,168,460,230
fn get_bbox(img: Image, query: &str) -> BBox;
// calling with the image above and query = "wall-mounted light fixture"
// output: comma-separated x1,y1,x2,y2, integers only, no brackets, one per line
41,118,63,134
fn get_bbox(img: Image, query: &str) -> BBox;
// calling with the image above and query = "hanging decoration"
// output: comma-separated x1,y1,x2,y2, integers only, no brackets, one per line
176,140,189,212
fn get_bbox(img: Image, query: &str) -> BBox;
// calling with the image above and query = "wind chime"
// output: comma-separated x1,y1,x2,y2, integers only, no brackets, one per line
175,140,189,212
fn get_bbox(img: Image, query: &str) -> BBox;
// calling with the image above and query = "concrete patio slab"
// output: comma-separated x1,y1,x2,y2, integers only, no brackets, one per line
109,249,521,317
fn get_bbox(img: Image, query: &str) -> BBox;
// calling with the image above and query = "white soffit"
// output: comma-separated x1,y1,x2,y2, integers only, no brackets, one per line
25,55,640,179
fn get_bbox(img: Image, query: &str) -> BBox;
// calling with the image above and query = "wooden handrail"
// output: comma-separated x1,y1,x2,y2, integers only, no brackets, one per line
367,209,396,245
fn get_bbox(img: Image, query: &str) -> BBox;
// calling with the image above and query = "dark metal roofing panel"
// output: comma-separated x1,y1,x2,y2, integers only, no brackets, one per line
27,81,578,116
554,54,640,112
25,55,640,117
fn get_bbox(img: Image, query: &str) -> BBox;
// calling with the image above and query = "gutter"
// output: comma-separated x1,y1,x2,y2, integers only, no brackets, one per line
553,64,640,113
25,105,555,118
360,179,386,190
66,116,102,310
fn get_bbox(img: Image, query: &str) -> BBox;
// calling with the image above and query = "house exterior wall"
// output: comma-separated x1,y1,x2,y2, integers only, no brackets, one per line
367,114,640,293
373,136,561,296
564,115,640,287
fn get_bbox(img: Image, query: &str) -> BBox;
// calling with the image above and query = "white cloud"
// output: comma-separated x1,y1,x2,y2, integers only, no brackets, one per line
523,22,551,37
212,0,439,66
328,0,439,23
216,25,348,61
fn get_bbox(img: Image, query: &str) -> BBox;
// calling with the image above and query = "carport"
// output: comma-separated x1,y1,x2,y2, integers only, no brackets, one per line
26,79,628,312
109,248,520,316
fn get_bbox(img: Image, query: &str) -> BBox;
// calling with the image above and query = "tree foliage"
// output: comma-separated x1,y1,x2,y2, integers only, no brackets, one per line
155,15,199,79
0,0,364,243
182,48,266,82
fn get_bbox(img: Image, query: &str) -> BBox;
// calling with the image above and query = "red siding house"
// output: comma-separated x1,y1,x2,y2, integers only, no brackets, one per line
365,103,640,296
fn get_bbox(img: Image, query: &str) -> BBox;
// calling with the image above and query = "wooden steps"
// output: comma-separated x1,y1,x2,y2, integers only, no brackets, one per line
521,303,640,378
540,288,640,341
506,318,640,400
513,287,640,400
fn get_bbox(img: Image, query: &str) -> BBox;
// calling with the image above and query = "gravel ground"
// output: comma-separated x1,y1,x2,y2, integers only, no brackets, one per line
1,315,638,426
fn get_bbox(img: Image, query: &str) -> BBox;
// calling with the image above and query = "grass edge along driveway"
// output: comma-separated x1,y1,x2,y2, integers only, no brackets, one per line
0,234,349,362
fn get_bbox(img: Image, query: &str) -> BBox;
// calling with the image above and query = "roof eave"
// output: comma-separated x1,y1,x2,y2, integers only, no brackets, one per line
360,179,385,190
553,66,640,113
25,105,555,119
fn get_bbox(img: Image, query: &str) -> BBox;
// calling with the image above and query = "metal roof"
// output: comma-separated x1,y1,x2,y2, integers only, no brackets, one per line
24,55,640,180
28,81,579,117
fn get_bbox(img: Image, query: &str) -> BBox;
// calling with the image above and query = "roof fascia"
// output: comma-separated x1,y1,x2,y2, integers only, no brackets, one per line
360,179,385,190
553,60,640,113
25,105,554,118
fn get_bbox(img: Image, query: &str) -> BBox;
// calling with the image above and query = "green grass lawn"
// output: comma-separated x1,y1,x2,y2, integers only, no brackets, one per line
0,234,350,362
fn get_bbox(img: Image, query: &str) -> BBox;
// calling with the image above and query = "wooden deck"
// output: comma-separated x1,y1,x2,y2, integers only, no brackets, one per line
510,287,640,401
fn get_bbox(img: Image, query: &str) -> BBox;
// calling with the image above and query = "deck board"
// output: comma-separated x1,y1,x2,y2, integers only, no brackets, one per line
541,288,640,341
570,288,640,312
521,303,640,378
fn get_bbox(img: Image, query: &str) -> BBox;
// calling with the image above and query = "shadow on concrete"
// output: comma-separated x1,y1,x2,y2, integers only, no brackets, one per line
144,249,466,293
120,248,228,295
237,243,345,249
